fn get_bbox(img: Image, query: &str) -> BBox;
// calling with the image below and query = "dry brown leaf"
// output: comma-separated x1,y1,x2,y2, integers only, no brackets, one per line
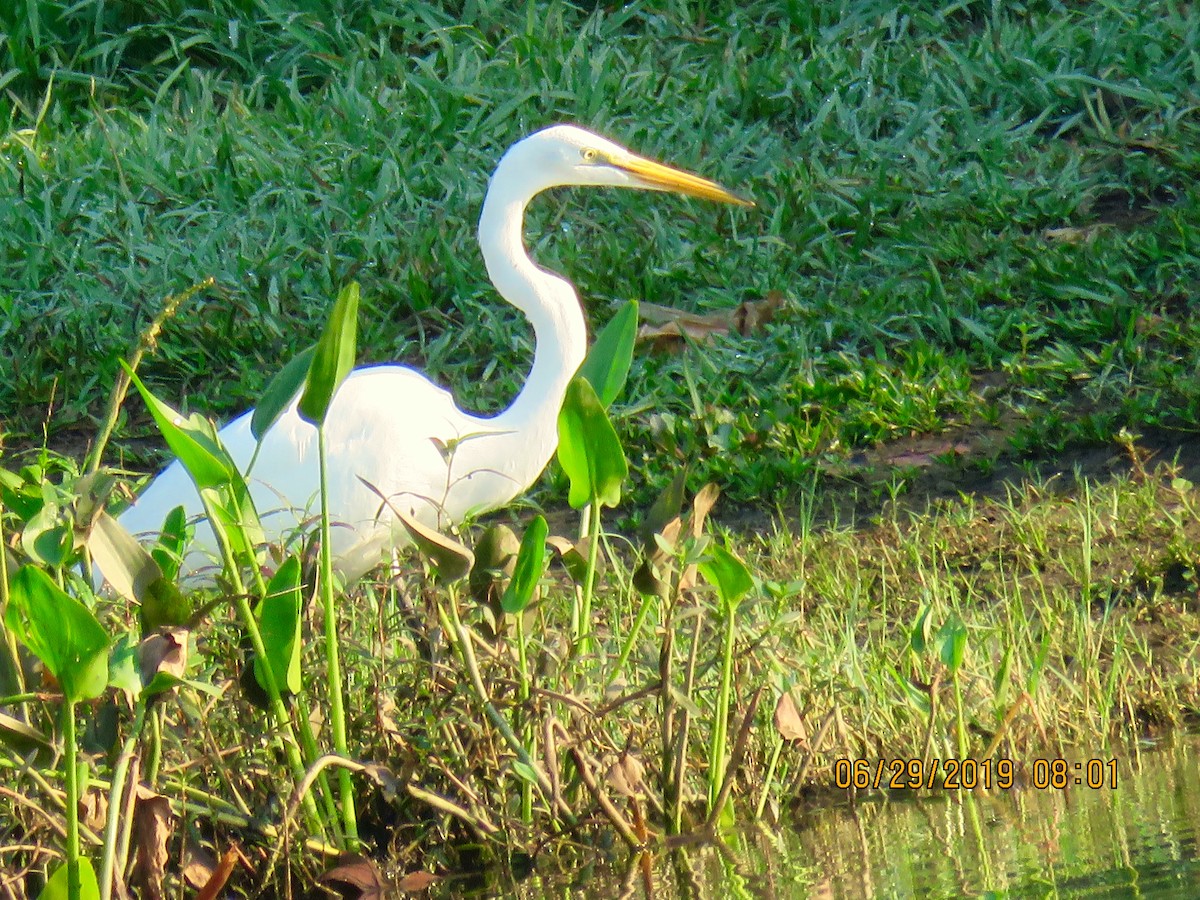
637,293,783,351
1044,224,1108,244
395,870,442,891
181,835,219,888
606,752,648,799
139,628,189,683
774,692,807,743
193,846,241,900
130,785,173,900
318,852,392,899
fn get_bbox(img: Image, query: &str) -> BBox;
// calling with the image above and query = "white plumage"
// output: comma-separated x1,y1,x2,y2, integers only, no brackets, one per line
116,125,749,583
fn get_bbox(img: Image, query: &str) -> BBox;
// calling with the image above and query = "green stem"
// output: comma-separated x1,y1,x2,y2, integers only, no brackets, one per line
100,699,147,900
318,426,357,846
62,701,81,900
577,501,602,652
709,603,736,811
202,493,323,835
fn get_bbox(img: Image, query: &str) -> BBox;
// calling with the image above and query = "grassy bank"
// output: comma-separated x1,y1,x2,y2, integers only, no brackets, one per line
1,0,1199,894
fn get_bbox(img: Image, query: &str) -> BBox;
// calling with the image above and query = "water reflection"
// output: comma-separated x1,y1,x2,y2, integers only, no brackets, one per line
514,736,1200,898
783,736,1200,897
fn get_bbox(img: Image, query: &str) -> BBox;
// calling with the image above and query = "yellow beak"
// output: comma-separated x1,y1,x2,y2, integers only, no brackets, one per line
610,153,755,207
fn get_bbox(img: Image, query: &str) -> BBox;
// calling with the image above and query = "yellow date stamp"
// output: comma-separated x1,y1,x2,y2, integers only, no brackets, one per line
834,758,1118,791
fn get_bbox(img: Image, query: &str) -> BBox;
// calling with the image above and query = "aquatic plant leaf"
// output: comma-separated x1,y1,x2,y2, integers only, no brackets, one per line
556,377,628,509
252,343,316,440
502,515,548,615
123,362,231,490
149,505,189,583
698,544,754,613
578,299,637,408
6,566,110,703
41,859,100,900
396,509,474,583
254,556,303,695
299,282,359,426
936,615,968,672
87,511,163,607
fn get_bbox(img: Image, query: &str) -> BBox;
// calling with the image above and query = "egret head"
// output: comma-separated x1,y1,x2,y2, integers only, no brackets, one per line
496,124,753,207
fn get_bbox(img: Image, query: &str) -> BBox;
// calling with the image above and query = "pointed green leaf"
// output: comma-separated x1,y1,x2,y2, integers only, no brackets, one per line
556,377,628,510
252,343,317,441
910,604,933,655
697,544,754,613
122,362,232,490
578,299,638,408
6,567,110,702
502,515,548,615
255,556,304,695
149,505,189,583
936,615,968,672
298,282,359,426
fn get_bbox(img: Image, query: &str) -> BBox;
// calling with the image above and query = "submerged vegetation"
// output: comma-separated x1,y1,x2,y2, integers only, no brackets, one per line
1,0,1199,895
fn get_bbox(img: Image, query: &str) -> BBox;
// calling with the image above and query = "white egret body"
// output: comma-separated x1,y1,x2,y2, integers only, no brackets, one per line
117,125,749,582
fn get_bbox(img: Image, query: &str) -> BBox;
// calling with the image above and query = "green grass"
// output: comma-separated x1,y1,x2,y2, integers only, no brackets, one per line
1,0,1197,501
2,0,1200,893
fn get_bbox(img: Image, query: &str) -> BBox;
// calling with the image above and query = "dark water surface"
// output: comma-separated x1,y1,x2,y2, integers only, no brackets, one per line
507,736,1200,898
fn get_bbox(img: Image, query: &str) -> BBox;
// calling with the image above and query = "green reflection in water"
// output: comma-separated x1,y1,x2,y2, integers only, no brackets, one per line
508,736,1200,898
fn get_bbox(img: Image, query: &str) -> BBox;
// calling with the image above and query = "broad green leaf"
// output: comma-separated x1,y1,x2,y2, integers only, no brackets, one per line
298,282,359,425
123,362,232,490
556,377,628,510
255,557,304,695
697,544,754,613
252,343,316,440
502,515,548,615
40,859,100,900
21,502,72,567
107,634,142,705
936,615,968,672
6,567,110,703
578,299,638,408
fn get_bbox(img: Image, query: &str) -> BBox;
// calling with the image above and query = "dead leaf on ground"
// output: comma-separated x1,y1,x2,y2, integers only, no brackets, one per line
318,853,393,899
131,785,173,900
638,291,784,351
193,845,242,900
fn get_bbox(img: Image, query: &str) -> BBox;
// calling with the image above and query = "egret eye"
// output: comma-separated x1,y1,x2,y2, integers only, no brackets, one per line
581,147,599,163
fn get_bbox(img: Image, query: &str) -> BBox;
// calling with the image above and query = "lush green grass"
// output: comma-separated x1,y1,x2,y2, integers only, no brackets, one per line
2,0,1197,505
2,0,1200,893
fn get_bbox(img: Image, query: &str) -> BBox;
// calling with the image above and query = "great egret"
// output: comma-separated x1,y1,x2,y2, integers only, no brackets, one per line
117,125,750,583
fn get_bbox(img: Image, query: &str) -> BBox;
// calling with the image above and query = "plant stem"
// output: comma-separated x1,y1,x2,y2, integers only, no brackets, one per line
62,700,81,900
708,602,736,811
577,501,602,653
318,426,357,846
100,699,147,900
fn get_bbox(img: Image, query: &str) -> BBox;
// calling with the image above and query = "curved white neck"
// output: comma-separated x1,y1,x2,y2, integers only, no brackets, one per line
475,170,587,481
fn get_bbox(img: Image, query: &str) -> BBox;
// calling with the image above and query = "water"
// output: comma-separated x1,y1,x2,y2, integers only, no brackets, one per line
511,735,1200,898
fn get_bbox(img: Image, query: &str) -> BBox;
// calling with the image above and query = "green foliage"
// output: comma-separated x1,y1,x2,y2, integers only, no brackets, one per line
298,281,359,426
577,299,637,409
5,566,109,703
501,514,547,615
255,556,304,695
556,377,628,510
